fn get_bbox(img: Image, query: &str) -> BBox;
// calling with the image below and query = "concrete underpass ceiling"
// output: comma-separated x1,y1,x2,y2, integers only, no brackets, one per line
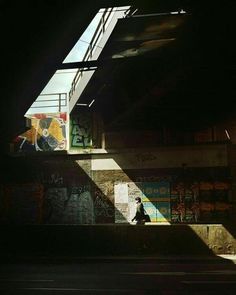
1,1,236,149
76,5,236,131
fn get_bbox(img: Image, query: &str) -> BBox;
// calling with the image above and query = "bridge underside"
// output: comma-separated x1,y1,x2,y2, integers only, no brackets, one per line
1,1,235,145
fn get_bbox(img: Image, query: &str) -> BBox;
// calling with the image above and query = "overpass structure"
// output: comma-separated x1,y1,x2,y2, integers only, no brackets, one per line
1,1,236,258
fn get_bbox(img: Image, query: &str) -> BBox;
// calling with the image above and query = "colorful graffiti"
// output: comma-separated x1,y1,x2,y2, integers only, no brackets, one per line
70,113,92,149
0,167,231,225
142,181,170,201
13,113,67,152
170,181,231,223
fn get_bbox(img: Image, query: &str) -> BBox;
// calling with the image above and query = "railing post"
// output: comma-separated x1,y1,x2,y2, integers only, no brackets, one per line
89,43,93,59
59,93,61,112
102,12,105,33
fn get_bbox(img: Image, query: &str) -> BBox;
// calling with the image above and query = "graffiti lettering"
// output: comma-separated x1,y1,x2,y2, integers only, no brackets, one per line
70,114,92,148
94,195,113,218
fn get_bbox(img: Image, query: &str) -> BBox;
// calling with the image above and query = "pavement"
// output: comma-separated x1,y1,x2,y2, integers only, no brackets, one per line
2,253,236,264
1,254,236,295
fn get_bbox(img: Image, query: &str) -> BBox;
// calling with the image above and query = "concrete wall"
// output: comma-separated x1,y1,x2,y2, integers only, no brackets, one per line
1,224,236,257
0,143,232,225
91,144,228,170
1,143,236,256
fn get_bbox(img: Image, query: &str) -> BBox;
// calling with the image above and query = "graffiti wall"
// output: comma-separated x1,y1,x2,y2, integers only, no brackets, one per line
13,113,68,152
169,180,232,223
1,182,100,225
70,111,103,149
44,186,95,224
70,112,94,149
114,181,171,223
114,179,231,224
94,187,114,223
0,154,232,225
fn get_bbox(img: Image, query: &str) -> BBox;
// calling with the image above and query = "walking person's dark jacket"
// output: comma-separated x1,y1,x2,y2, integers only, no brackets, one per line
132,197,145,224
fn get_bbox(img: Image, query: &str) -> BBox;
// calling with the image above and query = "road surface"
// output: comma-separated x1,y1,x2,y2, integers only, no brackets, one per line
1,256,236,294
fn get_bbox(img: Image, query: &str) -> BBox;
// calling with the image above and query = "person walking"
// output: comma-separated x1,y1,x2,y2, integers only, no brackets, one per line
131,197,145,224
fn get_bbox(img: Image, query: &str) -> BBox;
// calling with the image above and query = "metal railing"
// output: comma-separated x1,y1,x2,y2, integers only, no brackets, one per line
26,7,129,115
68,7,115,100
28,93,67,113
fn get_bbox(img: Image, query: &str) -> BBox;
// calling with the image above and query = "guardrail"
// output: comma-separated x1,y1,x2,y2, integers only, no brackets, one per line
29,93,67,113
69,7,114,100
27,6,129,115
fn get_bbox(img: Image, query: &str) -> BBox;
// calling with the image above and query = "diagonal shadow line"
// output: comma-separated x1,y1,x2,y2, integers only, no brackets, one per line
0,152,234,264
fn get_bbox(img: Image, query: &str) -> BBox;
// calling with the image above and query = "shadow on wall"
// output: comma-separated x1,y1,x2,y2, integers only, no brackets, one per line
0,154,116,225
110,154,236,256
0,153,235,259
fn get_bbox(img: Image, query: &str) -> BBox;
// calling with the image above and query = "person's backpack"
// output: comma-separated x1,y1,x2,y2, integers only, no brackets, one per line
144,213,151,222
143,208,151,222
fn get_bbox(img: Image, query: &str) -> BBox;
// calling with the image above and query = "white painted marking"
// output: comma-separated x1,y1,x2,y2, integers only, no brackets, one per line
20,287,142,292
182,281,236,284
122,272,186,275
122,270,236,276
202,269,236,275
0,279,54,282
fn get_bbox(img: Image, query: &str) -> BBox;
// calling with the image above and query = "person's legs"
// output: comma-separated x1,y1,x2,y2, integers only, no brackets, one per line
136,220,145,225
